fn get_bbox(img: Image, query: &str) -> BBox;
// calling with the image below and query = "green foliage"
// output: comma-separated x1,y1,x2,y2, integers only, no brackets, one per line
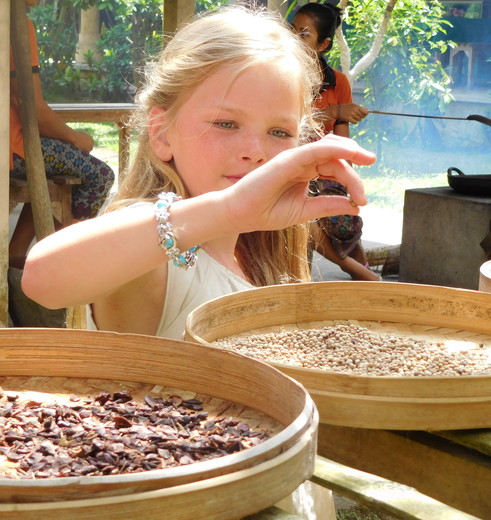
31,0,454,123
30,0,164,102
196,0,230,13
327,0,455,151
354,1,452,106
29,4,79,101
30,0,232,103
94,0,164,99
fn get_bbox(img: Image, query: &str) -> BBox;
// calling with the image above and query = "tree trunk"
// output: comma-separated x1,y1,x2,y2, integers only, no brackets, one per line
337,0,397,84
75,5,102,65
268,1,288,15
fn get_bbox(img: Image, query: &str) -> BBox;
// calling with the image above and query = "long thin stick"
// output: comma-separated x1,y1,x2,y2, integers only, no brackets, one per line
368,110,491,126
368,110,467,121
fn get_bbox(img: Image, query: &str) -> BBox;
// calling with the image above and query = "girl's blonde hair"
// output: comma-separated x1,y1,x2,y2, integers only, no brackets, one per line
106,5,323,286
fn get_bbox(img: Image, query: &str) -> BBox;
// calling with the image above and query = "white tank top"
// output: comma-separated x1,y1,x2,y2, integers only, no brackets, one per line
86,249,253,340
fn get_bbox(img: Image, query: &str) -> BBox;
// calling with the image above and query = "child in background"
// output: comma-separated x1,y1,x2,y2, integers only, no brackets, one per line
292,1,379,281
22,6,376,518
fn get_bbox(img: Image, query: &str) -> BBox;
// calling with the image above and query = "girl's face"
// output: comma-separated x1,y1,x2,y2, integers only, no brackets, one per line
292,13,327,53
152,61,302,198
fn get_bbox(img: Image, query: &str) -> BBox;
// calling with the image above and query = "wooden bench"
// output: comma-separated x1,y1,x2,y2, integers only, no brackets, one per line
9,175,81,227
10,103,135,229
317,424,490,519
244,455,479,520
50,103,136,181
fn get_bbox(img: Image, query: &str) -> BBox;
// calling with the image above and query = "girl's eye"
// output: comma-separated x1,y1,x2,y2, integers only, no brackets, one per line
270,129,290,138
214,121,236,130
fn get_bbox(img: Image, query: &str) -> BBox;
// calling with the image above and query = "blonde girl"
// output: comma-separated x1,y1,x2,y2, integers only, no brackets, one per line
23,6,375,339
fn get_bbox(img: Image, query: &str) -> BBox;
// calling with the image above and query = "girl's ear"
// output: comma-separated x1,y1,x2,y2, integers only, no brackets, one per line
148,107,173,162
318,37,331,53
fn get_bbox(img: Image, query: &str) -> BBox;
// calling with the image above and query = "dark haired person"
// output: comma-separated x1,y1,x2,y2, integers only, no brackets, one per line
293,2,378,281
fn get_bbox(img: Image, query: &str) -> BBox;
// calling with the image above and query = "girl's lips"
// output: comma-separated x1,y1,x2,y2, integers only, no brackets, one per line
225,175,245,184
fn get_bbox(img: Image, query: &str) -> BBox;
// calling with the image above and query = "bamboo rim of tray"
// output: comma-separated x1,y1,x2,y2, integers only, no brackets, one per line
186,282,491,388
185,281,491,429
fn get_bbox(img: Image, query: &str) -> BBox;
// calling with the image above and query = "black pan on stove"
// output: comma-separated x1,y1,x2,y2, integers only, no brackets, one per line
447,167,491,197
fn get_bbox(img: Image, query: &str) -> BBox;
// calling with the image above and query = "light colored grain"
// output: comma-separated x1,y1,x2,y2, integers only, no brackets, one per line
213,324,491,377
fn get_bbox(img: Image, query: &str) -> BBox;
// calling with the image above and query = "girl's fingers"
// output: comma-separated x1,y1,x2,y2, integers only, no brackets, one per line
231,135,375,229
316,160,367,206
303,194,362,222
314,134,376,166
264,135,375,188
309,136,374,206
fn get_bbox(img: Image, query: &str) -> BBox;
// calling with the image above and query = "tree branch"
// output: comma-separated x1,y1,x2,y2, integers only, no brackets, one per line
337,0,351,75
348,0,397,82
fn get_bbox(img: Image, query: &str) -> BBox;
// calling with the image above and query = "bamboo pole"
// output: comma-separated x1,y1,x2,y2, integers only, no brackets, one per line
163,0,195,35
10,0,55,240
0,0,10,327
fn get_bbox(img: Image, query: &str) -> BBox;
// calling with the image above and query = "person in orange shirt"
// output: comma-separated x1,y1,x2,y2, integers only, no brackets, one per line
292,2,378,281
9,0,114,269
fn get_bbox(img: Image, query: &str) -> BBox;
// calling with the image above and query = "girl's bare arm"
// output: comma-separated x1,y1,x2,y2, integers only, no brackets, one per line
22,135,375,309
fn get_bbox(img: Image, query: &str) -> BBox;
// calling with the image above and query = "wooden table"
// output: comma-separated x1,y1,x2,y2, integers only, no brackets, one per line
50,103,136,181
245,450,482,519
315,425,490,519
246,420,490,519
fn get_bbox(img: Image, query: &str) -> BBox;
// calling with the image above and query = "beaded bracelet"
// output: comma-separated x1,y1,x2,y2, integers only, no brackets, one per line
154,192,200,269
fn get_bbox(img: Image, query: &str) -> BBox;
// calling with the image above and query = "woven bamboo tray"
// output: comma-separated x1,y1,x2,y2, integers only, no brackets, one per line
185,281,491,431
0,328,317,517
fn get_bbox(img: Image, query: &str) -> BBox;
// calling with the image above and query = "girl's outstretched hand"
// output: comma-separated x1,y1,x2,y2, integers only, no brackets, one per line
225,135,376,234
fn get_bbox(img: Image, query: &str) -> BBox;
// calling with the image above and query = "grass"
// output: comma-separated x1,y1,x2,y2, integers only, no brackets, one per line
70,122,125,176
358,139,490,211
71,122,120,150
360,166,446,211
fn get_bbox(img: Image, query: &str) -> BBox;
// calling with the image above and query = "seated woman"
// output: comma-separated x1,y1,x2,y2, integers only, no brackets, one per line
9,0,115,269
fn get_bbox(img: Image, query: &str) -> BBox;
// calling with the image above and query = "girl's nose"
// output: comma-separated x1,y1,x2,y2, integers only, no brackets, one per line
239,135,267,164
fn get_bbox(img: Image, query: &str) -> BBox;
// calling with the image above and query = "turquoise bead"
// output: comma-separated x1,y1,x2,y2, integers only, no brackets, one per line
163,237,175,249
